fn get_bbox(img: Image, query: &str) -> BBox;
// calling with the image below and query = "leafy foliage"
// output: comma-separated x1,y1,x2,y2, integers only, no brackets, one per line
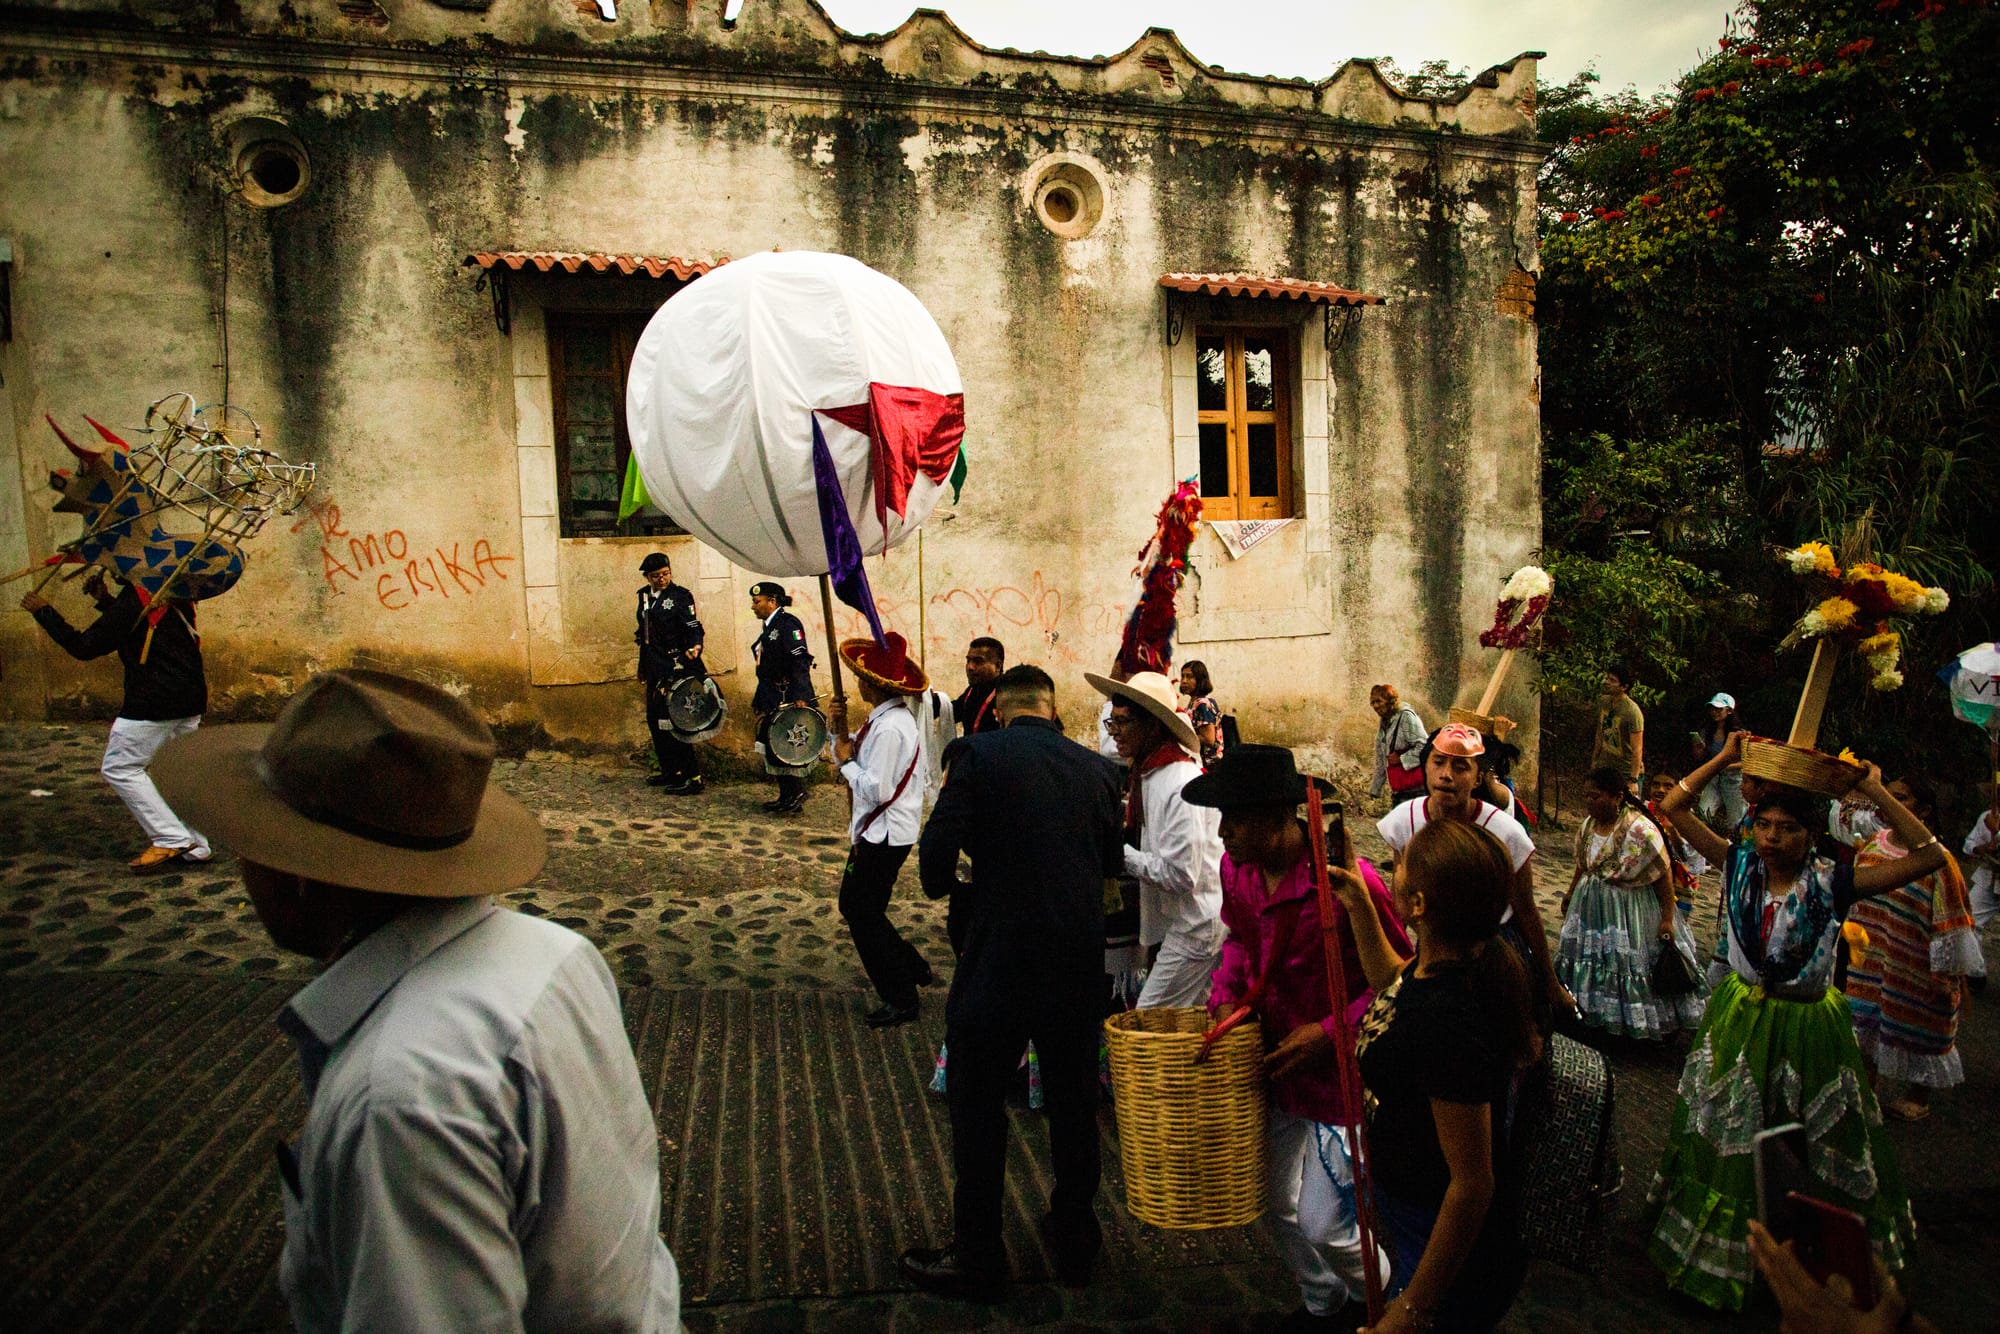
1535,0,1999,786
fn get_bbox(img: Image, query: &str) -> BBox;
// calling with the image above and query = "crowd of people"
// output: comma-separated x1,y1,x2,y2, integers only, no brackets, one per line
18,552,1987,1334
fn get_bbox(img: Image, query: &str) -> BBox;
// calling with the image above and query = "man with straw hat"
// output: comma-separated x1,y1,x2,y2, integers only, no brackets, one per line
153,669,680,1333
1186,745,1405,1333
1087,669,1223,1009
832,630,935,1028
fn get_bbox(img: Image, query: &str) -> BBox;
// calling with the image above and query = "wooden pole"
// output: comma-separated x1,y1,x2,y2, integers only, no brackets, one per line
917,529,927,673
1787,638,1841,750
1475,648,1516,717
817,574,848,729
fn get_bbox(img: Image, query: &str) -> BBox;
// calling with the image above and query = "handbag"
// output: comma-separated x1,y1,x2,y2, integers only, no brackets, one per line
1650,938,1701,998
1513,1034,1617,1275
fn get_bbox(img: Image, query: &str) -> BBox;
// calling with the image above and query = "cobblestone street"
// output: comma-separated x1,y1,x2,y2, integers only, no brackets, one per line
2,721,1995,1331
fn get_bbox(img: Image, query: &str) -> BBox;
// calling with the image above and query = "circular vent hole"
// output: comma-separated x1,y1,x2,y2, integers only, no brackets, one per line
238,140,310,207
1042,186,1079,224
1026,158,1108,239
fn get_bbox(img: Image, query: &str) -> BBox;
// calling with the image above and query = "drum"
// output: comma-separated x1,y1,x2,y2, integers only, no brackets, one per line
665,675,726,742
764,703,828,766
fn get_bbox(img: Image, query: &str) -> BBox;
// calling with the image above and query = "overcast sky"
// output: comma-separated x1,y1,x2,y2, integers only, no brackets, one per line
816,1,1738,96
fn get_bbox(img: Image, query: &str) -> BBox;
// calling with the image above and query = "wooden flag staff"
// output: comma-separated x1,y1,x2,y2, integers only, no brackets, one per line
818,573,850,732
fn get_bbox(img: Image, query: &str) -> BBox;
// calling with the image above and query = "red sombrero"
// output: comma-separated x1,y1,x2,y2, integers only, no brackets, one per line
839,632,928,695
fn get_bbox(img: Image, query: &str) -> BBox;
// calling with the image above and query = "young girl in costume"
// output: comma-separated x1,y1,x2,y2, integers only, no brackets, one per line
1845,773,1983,1121
1556,767,1708,1039
1647,733,1944,1311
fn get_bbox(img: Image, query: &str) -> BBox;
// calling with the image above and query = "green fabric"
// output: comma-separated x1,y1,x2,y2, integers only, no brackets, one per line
1645,973,1913,1311
617,454,651,523
948,446,968,504
1555,876,1708,1039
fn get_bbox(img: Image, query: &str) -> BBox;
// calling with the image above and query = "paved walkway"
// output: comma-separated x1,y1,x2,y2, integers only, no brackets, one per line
1,723,1996,1331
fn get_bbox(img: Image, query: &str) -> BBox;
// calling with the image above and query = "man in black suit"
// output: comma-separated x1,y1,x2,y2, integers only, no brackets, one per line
903,665,1124,1301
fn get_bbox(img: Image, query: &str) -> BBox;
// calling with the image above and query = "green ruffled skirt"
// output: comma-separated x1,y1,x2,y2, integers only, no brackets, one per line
1644,972,1913,1311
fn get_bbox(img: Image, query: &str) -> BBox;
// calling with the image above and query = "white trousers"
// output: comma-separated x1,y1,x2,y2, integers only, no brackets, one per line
103,717,207,853
1268,1112,1385,1316
1136,925,1220,1009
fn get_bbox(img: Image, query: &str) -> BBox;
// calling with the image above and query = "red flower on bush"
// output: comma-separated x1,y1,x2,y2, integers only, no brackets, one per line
1672,166,1693,178
1694,87,1716,101
1640,145,1657,158
1753,56,1786,70
1837,38,1876,58
1706,206,1726,219
1810,292,1828,304
1560,211,1579,222
1603,210,1627,221
1723,80,1742,94
1647,110,1671,124
1641,194,1663,207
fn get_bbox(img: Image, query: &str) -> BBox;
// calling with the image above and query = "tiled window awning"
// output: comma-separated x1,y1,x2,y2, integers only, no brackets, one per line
1159,272,1383,306
463,251,726,279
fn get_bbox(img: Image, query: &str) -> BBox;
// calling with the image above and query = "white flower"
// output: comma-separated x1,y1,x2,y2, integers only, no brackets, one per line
1785,549,1819,574
1797,610,1828,638
1925,587,1950,615
1864,648,1899,671
1498,565,1553,602
1871,668,1904,691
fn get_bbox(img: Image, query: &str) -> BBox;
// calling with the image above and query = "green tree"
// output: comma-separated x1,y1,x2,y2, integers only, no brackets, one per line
1535,0,1999,778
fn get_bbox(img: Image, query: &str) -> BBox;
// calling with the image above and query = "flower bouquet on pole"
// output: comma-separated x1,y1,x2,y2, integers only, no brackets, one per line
1450,564,1553,738
1748,538,1949,795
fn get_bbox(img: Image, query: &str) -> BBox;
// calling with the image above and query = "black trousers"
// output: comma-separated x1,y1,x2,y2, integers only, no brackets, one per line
838,840,926,1008
644,681,697,782
945,1002,1103,1268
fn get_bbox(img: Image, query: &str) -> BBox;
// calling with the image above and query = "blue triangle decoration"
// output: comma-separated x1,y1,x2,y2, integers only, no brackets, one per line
113,553,140,573
171,539,194,557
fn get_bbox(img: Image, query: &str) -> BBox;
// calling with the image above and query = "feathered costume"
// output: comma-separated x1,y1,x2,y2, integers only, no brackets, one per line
1116,481,1202,676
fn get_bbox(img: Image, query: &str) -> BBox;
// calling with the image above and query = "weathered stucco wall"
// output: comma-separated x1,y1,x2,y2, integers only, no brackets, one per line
0,0,1545,773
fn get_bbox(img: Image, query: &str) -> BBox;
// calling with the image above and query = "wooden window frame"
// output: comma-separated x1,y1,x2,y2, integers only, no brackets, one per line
1193,324,1295,521
546,310,685,539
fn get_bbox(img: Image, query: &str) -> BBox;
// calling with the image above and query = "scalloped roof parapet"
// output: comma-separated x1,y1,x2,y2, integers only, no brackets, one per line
1160,273,1383,306
0,1,1543,140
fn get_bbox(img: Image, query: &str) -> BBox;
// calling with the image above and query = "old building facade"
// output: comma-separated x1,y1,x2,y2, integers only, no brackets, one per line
0,0,1546,773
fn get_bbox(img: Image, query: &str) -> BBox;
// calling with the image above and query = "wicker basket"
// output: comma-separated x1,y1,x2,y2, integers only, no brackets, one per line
1103,1007,1267,1229
1740,736,1866,797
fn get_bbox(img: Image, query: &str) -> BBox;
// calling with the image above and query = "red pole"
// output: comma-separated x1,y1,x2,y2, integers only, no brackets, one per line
1305,783,1386,1325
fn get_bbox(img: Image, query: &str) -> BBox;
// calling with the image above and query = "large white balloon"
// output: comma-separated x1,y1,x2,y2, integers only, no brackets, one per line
626,250,964,578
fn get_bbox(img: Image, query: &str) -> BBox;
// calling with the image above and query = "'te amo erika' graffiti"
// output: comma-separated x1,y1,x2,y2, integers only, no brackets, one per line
302,498,515,610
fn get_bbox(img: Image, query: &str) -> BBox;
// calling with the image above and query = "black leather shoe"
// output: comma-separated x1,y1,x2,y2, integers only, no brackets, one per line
865,1001,920,1028
900,1244,1004,1302
1036,1211,1100,1287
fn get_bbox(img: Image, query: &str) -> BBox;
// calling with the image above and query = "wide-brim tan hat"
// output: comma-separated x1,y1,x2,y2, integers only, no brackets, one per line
154,669,547,898
1086,670,1199,755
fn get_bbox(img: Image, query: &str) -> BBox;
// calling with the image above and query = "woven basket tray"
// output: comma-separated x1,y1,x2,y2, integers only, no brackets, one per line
1104,1007,1266,1229
1740,737,1866,797
1447,706,1495,733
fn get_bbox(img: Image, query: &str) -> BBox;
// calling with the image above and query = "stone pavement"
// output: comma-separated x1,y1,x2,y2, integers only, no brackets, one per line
2,721,1996,1332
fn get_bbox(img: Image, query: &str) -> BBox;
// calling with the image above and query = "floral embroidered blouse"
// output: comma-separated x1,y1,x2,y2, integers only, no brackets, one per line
1708,845,1856,995
1572,807,1668,893
1189,696,1224,766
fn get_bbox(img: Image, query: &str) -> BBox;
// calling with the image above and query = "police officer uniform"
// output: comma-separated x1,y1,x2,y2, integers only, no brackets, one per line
636,553,706,792
750,581,818,814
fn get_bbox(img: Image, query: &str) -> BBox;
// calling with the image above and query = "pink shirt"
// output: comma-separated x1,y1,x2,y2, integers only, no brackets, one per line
1208,849,1411,1125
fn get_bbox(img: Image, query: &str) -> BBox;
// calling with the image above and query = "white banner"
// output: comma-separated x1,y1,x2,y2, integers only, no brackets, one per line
1210,517,1295,559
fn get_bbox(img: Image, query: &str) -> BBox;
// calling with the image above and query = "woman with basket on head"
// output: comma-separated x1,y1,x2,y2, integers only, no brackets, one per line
1554,767,1708,1040
1370,685,1428,807
1331,819,1540,1333
1648,732,1944,1311
1190,747,1409,1333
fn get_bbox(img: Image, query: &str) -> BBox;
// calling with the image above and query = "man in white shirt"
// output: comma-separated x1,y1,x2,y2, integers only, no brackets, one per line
1088,669,1222,1009
832,632,935,1028
153,669,680,1334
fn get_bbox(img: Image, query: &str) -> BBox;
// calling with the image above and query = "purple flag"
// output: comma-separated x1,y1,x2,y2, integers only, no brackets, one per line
811,414,887,646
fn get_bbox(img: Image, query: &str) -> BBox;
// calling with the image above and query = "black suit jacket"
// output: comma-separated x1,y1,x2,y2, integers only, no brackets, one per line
919,716,1124,1026
32,586,206,721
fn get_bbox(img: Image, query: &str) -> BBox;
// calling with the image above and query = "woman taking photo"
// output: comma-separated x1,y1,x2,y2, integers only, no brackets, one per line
1647,733,1942,1310
1369,685,1428,805
1333,820,1537,1332
1555,768,1707,1039
1689,692,1746,831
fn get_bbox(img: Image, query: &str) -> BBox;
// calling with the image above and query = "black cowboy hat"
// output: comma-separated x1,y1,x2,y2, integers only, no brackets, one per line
1181,744,1334,810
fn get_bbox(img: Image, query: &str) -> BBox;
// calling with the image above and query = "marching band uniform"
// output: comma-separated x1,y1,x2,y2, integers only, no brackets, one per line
750,582,818,814
635,553,705,793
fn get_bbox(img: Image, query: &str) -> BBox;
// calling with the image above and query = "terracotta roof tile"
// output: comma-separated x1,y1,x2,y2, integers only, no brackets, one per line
1158,272,1383,306
462,251,727,280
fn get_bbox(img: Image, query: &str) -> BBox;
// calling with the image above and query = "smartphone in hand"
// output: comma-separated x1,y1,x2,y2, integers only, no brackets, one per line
1754,1122,1876,1307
